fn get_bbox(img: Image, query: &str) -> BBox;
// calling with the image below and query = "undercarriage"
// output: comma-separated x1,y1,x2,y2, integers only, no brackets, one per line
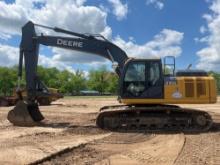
96,104,213,132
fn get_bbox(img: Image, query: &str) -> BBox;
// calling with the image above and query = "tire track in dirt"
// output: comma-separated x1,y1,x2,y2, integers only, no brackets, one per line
0,128,111,165
39,132,153,165
175,112,220,165
174,132,220,165
40,133,185,165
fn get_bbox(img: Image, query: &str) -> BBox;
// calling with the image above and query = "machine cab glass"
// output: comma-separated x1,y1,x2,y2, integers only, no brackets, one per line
121,59,164,99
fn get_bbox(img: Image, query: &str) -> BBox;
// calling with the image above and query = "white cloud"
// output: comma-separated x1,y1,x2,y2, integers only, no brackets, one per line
0,33,11,40
0,43,76,72
108,0,128,20
0,0,184,72
194,36,209,43
0,27,184,72
0,0,112,68
51,47,109,65
0,27,184,71
146,0,164,10
0,1,28,35
0,44,19,67
99,4,110,13
200,26,207,34
38,53,76,73
0,0,111,38
31,2,109,35
113,29,183,58
196,0,220,71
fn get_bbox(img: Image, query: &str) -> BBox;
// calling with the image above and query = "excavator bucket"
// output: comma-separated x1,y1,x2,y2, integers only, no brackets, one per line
7,100,44,126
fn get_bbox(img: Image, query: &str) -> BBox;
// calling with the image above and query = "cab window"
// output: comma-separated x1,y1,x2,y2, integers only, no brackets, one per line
124,62,145,96
122,60,163,98
148,62,160,86
125,63,145,81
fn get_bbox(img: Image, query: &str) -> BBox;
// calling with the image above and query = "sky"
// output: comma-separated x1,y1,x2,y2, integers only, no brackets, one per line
0,0,220,73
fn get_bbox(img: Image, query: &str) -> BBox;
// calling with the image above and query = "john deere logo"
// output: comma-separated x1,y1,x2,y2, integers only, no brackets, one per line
57,39,83,48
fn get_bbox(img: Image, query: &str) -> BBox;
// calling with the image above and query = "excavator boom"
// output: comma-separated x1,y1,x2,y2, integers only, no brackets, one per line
8,21,128,126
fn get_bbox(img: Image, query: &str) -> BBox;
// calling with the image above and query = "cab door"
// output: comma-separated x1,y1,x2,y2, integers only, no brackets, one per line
145,60,164,98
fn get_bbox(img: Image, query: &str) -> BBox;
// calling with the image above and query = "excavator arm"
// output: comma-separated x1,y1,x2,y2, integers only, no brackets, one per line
8,21,128,126
20,21,128,100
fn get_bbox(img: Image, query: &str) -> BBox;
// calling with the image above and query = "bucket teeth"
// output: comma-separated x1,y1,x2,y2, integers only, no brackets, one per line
7,100,44,126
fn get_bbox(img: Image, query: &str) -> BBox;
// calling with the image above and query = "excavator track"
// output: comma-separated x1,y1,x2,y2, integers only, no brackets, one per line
96,104,213,133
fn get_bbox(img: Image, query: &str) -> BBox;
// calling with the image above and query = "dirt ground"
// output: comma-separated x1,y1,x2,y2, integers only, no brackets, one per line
0,97,219,165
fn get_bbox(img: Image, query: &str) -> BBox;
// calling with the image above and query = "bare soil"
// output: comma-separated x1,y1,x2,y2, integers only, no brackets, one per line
0,97,219,165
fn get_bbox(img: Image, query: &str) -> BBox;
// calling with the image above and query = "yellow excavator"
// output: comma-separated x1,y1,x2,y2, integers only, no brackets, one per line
7,21,217,132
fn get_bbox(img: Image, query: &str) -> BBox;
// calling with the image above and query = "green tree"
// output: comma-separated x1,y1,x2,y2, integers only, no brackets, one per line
57,70,73,93
209,71,220,94
66,70,86,95
0,65,120,96
0,67,17,96
106,73,118,94
87,66,118,94
37,66,60,88
87,66,109,94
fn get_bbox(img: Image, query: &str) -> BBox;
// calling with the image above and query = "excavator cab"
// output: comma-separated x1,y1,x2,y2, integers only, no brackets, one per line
120,59,164,99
